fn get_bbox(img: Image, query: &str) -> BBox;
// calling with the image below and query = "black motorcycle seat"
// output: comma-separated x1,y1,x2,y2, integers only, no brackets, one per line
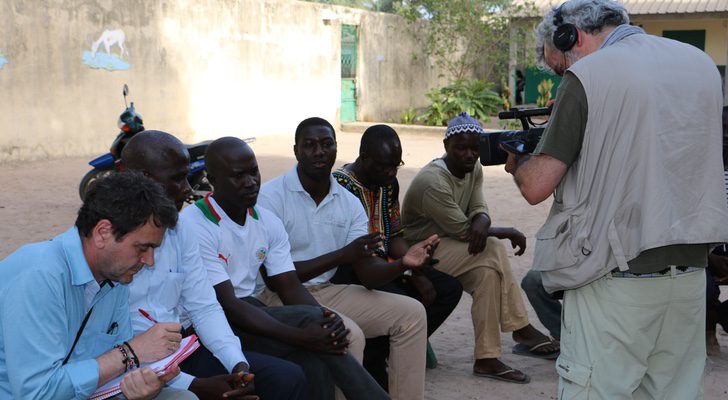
186,141,212,158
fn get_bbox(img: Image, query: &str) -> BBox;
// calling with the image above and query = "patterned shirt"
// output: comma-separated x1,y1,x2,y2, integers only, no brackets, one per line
333,166,402,257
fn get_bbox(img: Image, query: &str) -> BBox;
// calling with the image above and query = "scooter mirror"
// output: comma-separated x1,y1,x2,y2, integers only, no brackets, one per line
122,84,130,108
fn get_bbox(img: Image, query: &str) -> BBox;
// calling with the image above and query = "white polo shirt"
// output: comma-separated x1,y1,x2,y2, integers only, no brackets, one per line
258,166,369,286
127,226,247,389
179,194,295,298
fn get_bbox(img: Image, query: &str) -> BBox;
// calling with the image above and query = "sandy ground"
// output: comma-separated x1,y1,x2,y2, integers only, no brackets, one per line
1,131,728,399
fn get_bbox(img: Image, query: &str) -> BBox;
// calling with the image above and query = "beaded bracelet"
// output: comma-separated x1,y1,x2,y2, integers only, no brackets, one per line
123,341,140,368
115,344,130,372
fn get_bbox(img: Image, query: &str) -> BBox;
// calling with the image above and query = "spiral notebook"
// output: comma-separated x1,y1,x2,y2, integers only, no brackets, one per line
90,335,200,400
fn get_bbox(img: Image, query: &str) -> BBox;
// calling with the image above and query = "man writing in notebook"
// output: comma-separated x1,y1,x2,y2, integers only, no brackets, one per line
0,172,195,399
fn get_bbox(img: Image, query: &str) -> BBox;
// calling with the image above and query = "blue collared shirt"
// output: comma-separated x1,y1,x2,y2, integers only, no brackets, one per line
0,227,133,399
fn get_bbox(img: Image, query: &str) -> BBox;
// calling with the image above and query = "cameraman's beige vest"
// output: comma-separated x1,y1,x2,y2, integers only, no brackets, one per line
535,33,728,293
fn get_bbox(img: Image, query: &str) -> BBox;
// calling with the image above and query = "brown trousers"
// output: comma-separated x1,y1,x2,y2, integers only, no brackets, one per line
434,237,530,359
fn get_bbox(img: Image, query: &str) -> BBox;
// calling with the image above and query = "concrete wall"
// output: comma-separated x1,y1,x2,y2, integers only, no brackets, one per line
0,0,444,162
633,18,728,65
356,12,448,123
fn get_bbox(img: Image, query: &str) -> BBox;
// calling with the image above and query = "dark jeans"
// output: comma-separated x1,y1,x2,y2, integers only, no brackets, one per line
179,344,308,400
234,301,389,400
521,269,562,340
707,270,728,332
332,266,463,391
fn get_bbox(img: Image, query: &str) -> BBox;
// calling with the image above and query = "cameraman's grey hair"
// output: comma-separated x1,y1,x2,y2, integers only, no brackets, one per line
535,0,629,67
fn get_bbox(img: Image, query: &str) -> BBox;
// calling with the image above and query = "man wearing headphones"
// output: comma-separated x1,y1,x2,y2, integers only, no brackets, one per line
504,0,728,398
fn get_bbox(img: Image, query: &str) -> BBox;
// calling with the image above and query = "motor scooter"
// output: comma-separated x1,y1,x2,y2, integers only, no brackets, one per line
78,85,213,202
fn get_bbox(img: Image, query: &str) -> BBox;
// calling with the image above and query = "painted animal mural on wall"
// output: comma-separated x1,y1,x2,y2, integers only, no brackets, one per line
83,29,130,71
92,29,127,58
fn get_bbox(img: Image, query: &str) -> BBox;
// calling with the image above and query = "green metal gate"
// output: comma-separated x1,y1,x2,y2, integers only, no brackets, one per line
524,67,561,105
662,30,706,51
341,24,357,122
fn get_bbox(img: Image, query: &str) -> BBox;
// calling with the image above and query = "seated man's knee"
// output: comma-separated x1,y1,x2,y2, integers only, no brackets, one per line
396,295,428,331
345,319,366,361
521,269,541,292
346,318,365,342
276,304,326,327
469,265,498,288
486,236,509,255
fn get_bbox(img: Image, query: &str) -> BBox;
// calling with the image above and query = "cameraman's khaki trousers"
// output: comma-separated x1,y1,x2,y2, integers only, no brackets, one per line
433,237,530,359
557,269,705,400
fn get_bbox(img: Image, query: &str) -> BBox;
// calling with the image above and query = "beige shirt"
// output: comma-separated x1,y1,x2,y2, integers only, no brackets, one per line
535,69,707,274
535,33,728,292
402,158,489,243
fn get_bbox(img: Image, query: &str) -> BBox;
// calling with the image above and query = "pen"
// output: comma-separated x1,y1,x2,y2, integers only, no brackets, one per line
107,321,118,334
138,308,158,324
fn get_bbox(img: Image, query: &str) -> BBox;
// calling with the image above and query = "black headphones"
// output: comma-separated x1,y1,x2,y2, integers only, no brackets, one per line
552,4,578,52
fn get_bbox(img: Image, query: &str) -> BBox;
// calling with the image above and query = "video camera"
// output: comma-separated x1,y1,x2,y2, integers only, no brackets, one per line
479,106,552,166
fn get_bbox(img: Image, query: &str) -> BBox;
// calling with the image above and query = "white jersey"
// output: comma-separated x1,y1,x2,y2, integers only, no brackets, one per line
179,194,295,298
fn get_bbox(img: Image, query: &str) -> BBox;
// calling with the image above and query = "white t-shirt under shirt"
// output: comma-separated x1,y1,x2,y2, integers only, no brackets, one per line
179,194,295,298
258,166,370,286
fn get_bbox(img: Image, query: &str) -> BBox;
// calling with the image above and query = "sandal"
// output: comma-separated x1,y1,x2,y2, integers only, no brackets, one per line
473,367,530,384
512,340,560,360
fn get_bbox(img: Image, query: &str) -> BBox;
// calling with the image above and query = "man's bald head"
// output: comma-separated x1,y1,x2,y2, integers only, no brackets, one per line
121,130,188,171
205,136,254,178
121,130,192,210
206,137,261,213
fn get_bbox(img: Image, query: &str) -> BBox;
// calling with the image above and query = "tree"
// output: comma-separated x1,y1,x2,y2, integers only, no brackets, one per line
303,0,399,12
369,0,398,12
396,0,536,84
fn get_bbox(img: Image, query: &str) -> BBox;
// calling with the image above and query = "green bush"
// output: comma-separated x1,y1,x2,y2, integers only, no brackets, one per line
500,79,512,111
401,107,417,124
419,80,501,126
537,79,554,107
